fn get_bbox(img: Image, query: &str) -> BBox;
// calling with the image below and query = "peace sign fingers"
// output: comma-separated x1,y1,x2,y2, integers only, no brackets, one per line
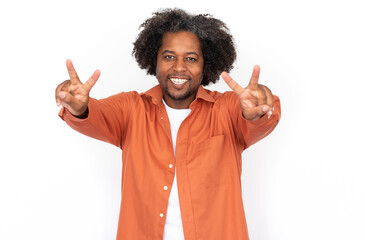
221,65,274,121
66,59,82,85
65,59,100,92
247,65,260,89
83,69,101,92
221,71,246,96
56,59,101,117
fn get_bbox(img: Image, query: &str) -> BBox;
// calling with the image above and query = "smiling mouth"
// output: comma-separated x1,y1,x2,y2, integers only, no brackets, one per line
170,78,188,84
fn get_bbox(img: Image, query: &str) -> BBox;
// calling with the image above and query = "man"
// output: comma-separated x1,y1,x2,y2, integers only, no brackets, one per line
56,8,280,240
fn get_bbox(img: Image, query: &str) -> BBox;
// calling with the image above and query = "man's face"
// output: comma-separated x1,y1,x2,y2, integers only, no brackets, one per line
156,31,204,109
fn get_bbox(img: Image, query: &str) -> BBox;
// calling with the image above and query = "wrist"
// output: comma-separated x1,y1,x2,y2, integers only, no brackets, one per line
71,108,89,119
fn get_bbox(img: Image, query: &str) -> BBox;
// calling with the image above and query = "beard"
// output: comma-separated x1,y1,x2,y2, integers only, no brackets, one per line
164,81,193,101
156,71,203,107
163,73,202,102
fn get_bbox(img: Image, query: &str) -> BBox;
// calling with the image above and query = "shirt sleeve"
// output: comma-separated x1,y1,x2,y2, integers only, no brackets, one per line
58,91,139,148
223,91,281,151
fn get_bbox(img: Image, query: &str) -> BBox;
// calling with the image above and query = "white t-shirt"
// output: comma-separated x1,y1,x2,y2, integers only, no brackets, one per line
162,99,191,240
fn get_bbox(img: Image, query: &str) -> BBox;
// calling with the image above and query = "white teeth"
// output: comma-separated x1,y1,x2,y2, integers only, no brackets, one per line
170,78,188,84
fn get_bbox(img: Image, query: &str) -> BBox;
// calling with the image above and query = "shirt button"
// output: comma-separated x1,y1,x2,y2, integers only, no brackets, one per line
169,164,173,168
164,186,168,190
160,213,164,218
160,117,163,120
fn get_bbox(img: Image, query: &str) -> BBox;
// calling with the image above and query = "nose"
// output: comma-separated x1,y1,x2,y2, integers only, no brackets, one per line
172,58,186,72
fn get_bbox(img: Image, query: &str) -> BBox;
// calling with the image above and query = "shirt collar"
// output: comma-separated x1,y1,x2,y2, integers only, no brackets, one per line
142,85,216,106
142,85,163,105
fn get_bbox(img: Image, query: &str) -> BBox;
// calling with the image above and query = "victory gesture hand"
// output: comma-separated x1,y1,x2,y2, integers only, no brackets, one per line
55,59,101,117
222,65,274,121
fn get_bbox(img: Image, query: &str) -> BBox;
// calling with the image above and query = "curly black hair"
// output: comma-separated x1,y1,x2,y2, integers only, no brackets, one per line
132,8,237,86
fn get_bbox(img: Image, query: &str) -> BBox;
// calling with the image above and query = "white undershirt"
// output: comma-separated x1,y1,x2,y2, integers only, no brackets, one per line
162,99,191,240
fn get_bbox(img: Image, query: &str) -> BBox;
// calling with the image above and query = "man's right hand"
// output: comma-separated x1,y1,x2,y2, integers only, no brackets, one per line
55,59,101,117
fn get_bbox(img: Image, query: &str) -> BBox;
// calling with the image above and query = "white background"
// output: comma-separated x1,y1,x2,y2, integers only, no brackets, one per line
1,0,364,239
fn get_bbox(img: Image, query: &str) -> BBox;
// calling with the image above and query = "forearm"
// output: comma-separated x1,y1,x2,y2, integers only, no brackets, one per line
240,95,281,148
59,97,125,148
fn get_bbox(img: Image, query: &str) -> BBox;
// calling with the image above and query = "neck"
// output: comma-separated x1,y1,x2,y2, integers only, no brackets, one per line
163,95,195,109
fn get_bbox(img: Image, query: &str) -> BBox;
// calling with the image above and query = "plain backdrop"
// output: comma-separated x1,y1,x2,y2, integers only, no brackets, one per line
1,0,364,239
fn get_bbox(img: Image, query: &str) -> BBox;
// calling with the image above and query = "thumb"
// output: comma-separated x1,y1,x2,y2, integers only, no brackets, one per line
242,105,272,121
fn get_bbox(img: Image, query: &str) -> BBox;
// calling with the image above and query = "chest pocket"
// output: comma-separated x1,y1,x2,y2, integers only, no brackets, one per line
188,135,233,188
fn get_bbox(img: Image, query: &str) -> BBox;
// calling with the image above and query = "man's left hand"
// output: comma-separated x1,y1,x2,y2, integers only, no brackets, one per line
221,65,274,121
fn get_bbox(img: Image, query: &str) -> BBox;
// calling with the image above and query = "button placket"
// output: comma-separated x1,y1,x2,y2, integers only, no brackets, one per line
160,162,173,221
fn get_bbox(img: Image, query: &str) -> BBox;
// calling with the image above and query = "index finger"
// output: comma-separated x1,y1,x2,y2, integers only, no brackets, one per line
66,59,81,84
221,71,245,95
248,65,260,88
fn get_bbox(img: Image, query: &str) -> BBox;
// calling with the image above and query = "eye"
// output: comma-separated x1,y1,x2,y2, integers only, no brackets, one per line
186,57,197,62
164,55,175,60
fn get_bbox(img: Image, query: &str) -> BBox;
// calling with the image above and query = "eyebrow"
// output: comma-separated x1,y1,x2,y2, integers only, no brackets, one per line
161,50,199,56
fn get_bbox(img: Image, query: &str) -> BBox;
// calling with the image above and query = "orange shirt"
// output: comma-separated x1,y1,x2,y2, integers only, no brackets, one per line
59,85,281,240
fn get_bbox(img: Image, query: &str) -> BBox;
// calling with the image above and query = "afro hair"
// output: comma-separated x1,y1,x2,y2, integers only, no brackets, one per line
132,8,237,86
